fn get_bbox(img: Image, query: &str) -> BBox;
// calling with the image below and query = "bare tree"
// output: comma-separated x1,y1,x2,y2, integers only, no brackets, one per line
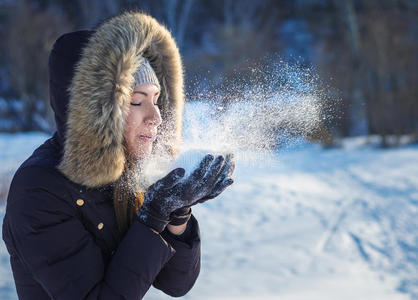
216,0,279,79
5,2,72,131
77,0,120,28
161,0,194,50
360,0,418,145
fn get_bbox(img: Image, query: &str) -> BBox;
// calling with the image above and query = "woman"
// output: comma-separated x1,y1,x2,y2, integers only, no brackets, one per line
2,12,234,299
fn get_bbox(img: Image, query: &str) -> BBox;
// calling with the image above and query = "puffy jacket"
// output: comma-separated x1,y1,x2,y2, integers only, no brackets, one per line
2,12,200,299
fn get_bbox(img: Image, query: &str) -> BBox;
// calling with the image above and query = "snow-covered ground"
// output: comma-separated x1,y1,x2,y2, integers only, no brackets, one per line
0,132,417,300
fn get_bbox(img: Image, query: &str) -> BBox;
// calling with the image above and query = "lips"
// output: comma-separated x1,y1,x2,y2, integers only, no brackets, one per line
139,133,156,142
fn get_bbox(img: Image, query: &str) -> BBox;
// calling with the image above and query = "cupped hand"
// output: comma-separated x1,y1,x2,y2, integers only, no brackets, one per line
137,154,232,232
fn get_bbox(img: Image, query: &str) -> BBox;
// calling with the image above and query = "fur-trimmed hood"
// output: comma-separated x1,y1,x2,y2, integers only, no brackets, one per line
52,12,184,188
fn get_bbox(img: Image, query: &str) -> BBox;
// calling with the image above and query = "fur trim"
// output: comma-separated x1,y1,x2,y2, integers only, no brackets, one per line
58,12,184,188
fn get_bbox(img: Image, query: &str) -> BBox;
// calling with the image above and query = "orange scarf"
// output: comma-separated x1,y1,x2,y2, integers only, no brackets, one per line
134,191,145,213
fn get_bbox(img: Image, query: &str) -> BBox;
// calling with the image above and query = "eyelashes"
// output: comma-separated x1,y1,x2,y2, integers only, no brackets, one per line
130,103,160,107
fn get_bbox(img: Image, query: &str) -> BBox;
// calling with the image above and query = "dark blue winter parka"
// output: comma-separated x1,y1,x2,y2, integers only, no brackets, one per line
2,12,200,299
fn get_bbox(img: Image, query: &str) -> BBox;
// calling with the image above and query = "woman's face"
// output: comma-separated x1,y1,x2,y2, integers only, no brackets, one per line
124,83,162,158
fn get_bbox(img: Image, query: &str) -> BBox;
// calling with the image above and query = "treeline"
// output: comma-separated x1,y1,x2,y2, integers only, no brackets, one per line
0,0,416,146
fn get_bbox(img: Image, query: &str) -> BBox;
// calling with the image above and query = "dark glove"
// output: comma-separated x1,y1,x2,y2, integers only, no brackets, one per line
197,153,235,203
169,153,235,226
169,206,192,226
137,154,226,233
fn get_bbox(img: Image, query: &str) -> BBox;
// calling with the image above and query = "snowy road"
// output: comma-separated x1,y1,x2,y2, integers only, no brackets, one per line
0,133,417,299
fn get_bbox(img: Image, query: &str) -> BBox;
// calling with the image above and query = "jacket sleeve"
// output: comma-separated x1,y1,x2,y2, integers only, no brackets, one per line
4,166,176,300
153,215,201,297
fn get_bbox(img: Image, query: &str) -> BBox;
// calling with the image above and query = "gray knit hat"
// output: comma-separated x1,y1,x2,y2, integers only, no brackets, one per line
133,58,160,90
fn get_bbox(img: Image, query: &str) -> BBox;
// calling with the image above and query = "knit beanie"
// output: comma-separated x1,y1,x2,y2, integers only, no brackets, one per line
133,58,160,90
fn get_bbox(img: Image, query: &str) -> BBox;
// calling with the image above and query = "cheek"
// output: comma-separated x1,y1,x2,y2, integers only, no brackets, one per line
124,112,137,146
125,110,143,132
123,110,148,154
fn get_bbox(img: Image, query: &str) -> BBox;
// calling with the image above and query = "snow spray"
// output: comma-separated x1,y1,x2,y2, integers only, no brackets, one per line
140,58,334,184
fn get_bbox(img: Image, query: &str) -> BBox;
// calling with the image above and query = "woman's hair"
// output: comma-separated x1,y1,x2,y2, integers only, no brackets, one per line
112,144,146,236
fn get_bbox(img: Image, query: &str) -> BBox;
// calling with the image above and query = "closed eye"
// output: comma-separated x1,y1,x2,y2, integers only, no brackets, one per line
131,103,141,106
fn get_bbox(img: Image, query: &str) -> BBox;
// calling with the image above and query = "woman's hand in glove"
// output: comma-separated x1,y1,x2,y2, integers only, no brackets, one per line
196,153,235,203
137,154,228,233
169,153,235,226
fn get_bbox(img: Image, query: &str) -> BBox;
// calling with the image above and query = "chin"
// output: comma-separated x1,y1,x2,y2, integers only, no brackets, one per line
131,146,152,159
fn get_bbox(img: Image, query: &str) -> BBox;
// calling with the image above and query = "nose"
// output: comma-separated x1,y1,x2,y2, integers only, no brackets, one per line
144,104,162,127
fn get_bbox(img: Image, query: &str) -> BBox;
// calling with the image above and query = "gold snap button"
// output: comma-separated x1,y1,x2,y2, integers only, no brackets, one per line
76,199,84,206
97,223,104,230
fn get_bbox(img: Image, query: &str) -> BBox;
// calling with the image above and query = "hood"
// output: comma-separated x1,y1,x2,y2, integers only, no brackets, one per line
49,30,93,146
55,12,185,188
